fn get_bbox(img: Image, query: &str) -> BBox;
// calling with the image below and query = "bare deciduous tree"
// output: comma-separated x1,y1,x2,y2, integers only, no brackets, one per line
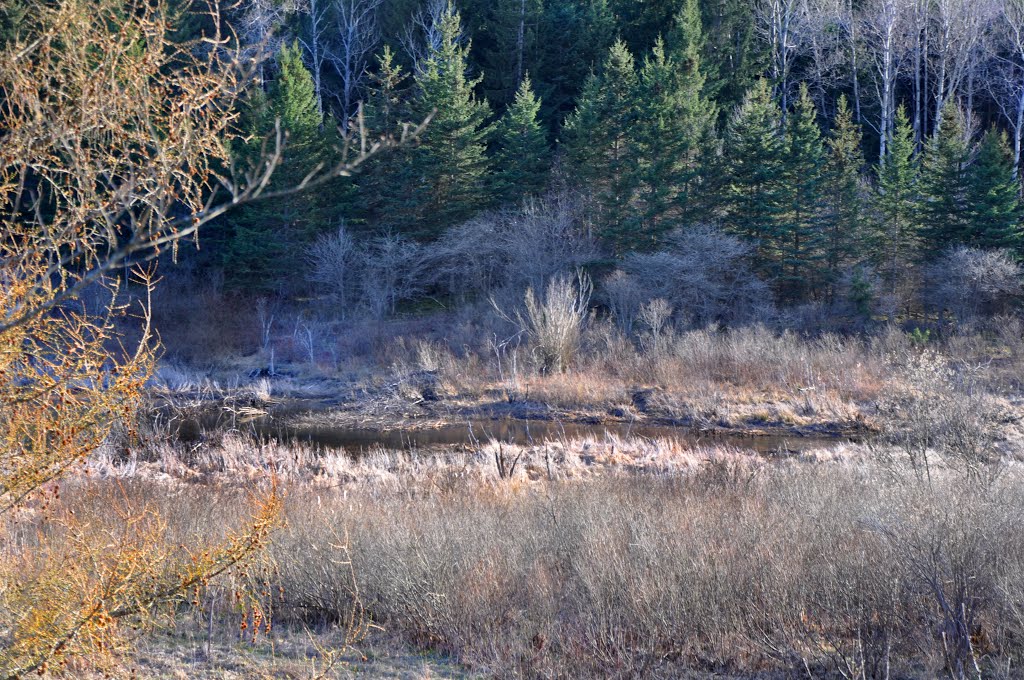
0,0,424,673
234,0,306,82
361,232,430,319
300,0,332,120
930,0,990,136
991,0,1024,175
862,0,909,161
400,0,455,73
331,0,384,125
755,0,806,116
307,223,360,317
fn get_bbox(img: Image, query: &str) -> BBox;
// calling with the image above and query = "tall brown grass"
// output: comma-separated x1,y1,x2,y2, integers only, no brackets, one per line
272,463,1024,679
75,424,1024,679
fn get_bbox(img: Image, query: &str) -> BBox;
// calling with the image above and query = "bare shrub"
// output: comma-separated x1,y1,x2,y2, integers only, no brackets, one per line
877,349,1004,483
623,225,771,327
306,223,360,318
502,193,600,293
263,463,1024,679
432,191,600,301
924,247,1022,328
510,270,593,374
429,214,505,300
360,231,429,319
638,298,673,354
602,269,645,335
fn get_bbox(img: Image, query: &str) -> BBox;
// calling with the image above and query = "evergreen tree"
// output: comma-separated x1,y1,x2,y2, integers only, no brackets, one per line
610,0,680,55
492,75,551,204
629,35,718,248
360,46,419,231
534,0,616,133
700,0,765,121
224,42,331,292
823,95,866,294
474,0,545,106
0,0,27,45
667,0,704,63
407,3,493,239
778,83,827,301
964,129,1022,250
919,105,972,258
564,39,638,251
721,79,788,274
873,105,920,295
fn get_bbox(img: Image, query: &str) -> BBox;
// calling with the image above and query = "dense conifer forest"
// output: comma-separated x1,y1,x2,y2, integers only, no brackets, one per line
37,0,1019,321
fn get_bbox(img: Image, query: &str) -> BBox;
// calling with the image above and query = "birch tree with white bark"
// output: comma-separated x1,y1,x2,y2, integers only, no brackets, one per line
861,0,909,161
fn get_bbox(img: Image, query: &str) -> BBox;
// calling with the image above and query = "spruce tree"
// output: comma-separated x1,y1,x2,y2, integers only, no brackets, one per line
873,105,920,295
407,4,493,239
534,0,616,132
610,0,681,55
475,0,545,106
778,83,827,301
964,129,1022,250
700,0,764,121
628,34,718,248
823,95,865,294
919,105,972,258
564,39,638,251
721,79,788,275
0,0,27,45
224,42,329,292
360,46,419,231
667,0,704,61
492,75,551,204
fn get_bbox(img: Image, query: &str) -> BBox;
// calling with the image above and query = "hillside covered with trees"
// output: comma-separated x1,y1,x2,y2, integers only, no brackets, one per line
99,0,1024,326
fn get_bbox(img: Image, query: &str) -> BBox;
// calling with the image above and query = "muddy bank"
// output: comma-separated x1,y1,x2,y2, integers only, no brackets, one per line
157,368,869,454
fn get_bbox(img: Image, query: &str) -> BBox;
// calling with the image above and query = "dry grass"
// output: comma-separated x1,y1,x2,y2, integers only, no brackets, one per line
271,463,1024,679
61,446,1024,679
32,384,1016,680
90,316,1024,678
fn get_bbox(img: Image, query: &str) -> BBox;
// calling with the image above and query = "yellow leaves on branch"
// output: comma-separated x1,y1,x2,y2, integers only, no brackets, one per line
0,484,282,677
0,0,287,675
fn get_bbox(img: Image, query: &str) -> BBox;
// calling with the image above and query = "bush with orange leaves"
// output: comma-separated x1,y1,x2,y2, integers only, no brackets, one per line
0,0,418,675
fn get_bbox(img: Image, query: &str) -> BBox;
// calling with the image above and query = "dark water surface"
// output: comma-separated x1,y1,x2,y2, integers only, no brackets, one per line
241,416,850,454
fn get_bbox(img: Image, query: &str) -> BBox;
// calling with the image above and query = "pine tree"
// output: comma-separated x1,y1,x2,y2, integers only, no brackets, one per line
964,129,1022,251
224,42,330,292
777,83,826,301
407,3,493,239
873,105,920,295
823,95,866,294
919,105,972,259
629,35,718,248
721,79,788,275
492,75,551,204
564,39,638,251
